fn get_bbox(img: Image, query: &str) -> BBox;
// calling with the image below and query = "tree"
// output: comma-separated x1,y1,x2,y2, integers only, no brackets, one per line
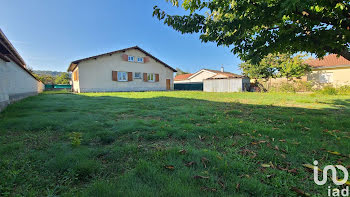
153,0,350,63
240,58,277,80
274,54,311,80
54,73,70,84
26,66,34,74
33,74,55,84
240,53,311,80
176,67,190,76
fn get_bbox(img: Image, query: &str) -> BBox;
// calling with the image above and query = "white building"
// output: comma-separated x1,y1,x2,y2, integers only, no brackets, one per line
203,76,250,92
68,46,176,93
174,68,243,84
0,29,44,111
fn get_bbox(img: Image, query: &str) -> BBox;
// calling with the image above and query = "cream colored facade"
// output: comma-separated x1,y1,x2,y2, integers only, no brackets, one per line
174,70,217,84
307,66,350,87
71,48,175,92
0,59,44,111
189,70,217,82
249,65,350,88
72,67,80,93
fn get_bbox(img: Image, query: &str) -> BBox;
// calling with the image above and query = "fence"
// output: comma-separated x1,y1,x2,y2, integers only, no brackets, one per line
45,84,72,90
174,83,203,91
203,78,250,92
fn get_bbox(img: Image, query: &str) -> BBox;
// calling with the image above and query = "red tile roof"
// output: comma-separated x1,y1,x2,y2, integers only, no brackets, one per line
306,54,350,68
174,73,193,81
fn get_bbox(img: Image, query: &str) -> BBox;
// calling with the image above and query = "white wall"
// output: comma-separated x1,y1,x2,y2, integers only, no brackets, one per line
174,79,191,84
174,70,217,84
204,78,244,92
0,59,9,104
0,58,44,111
76,49,174,92
188,70,216,83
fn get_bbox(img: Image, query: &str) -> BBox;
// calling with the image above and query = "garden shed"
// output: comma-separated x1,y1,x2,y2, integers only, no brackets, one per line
203,76,250,92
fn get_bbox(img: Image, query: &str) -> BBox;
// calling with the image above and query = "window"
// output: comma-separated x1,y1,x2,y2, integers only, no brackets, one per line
134,72,142,79
137,57,144,63
319,73,333,83
128,56,134,62
147,73,155,82
118,72,128,81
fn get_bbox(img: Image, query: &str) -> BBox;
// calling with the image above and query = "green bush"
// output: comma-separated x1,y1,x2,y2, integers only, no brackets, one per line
316,85,350,95
269,82,296,93
258,80,313,93
318,86,338,95
279,82,296,93
337,85,350,95
69,132,82,146
294,81,313,92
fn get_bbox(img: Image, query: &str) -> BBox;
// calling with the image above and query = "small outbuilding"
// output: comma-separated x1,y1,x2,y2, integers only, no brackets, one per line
174,67,244,91
203,75,250,92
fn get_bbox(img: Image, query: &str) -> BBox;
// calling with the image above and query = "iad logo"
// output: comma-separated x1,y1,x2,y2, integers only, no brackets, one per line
313,160,348,186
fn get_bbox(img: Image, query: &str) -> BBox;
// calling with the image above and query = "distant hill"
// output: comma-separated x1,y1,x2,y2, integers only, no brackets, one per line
33,70,68,77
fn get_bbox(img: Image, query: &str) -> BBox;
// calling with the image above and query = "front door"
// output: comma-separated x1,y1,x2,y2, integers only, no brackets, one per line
166,79,171,90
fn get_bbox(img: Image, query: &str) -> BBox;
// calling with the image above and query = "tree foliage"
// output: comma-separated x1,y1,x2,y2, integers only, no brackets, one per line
33,74,55,84
32,73,70,84
153,0,350,62
176,67,190,75
240,53,311,79
55,73,70,84
240,58,277,79
275,54,312,79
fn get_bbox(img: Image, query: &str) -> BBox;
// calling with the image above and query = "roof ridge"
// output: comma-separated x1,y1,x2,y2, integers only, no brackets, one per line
0,28,26,66
68,46,177,72
203,68,239,74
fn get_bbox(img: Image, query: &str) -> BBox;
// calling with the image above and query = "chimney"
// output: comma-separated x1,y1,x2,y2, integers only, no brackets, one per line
221,66,224,72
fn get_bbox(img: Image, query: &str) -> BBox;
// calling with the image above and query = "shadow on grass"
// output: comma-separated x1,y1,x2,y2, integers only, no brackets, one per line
0,92,349,196
322,99,350,109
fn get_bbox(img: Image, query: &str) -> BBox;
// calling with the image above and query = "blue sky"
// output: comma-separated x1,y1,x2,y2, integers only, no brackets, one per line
1,0,242,74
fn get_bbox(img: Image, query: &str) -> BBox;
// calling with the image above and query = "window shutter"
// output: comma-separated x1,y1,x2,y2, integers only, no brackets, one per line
155,74,159,82
122,54,128,61
74,71,79,81
112,71,118,81
128,72,133,81
143,73,148,82
144,57,149,63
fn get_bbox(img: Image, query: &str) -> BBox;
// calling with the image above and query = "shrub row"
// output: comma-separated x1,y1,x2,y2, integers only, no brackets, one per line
316,85,350,95
251,80,350,95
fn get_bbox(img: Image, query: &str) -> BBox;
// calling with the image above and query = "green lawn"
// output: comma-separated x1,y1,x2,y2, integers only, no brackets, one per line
0,91,349,196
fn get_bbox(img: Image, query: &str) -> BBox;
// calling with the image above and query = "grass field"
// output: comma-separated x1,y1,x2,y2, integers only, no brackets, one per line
0,91,350,196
